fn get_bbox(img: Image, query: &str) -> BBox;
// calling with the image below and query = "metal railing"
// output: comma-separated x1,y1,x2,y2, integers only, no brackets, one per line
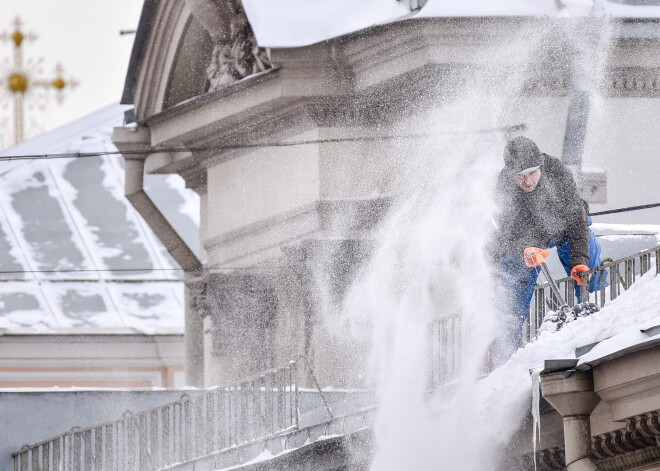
429,314,461,387
528,245,660,340
13,362,299,471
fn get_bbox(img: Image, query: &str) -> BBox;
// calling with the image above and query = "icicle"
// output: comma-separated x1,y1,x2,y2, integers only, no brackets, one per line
531,367,543,471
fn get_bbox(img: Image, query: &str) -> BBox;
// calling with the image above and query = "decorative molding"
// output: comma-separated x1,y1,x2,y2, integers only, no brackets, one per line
185,271,212,317
604,67,660,97
519,411,660,471
519,446,566,471
591,410,660,471
537,447,567,471
593,411,660,460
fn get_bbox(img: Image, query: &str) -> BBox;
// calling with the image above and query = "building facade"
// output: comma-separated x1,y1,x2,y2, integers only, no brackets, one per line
113,0,660,390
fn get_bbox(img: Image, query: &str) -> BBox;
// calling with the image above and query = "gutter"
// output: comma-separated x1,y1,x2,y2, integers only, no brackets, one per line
560,13,607,188
112,125,205,387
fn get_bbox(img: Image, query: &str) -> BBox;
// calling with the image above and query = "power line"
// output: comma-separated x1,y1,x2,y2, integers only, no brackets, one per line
0,124,527,162
0,266,275,276
590,202,660,217
0,267,183,274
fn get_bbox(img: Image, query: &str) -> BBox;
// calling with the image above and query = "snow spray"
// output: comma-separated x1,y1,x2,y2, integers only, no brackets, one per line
337,11,614,470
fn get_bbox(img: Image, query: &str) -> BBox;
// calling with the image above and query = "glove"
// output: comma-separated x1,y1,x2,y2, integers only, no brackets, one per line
523,247,549,268
571,264,590,285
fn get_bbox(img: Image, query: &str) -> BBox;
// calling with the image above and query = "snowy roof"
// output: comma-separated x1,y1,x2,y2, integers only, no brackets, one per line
0,104,199,334
242,0,660,48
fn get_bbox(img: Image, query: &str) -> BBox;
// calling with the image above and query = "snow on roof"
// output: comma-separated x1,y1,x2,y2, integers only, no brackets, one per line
243,0,660,48
0,104,199,334
469,268,660,447
241,0,411,48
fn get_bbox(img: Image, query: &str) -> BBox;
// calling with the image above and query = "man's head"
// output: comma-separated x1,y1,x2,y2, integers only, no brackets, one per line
504,136,543,192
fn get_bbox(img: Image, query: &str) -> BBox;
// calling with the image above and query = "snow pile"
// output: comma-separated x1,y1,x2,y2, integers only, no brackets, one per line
427,270,660,469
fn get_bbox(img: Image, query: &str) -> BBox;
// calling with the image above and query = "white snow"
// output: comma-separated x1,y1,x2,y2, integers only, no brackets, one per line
241,0,411,47
418,0,557,17
243,0,660,48
603,2,660,18
466,271,660,463
592,222,660,244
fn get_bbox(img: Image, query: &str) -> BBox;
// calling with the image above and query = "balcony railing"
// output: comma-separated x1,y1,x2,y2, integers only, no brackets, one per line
13,362,300,471
429,314,461,387
428,246,660,381
528,245,660,340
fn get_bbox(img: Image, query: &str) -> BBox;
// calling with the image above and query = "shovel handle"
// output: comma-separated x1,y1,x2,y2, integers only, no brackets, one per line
539,261,568,308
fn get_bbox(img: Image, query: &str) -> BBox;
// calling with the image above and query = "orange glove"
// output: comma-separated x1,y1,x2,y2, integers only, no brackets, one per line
571,264,590,285
523,247,549,268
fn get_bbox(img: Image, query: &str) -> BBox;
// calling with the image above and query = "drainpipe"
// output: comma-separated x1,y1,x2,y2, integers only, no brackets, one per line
112,125,205,387
540,369,601,471
559,4,606,189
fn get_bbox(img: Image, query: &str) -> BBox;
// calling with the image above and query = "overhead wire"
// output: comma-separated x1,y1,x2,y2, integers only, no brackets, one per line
0,124,527,162
0,125,657,278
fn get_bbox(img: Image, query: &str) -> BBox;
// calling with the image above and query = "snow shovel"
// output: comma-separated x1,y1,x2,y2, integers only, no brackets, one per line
523,247,599,333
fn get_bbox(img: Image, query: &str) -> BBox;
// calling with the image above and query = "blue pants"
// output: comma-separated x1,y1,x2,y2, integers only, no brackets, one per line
500,230,604,344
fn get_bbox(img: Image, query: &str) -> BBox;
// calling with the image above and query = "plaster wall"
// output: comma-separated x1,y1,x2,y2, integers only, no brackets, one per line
206,132,321,239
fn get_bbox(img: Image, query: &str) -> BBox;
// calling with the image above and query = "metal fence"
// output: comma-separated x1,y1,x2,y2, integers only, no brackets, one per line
429,246,660,381
528,245,660,340
13,362,299,471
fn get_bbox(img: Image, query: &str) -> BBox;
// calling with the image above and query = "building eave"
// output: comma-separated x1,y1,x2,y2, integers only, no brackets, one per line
120,0,160,105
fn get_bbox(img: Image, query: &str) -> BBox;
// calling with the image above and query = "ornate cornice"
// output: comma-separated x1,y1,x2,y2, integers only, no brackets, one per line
592,411,660,471
519,446,566,471
605,67,660,97
521,411,660,471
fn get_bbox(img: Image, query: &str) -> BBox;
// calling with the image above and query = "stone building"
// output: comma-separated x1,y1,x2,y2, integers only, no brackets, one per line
7,1,660,470
113,0,660,390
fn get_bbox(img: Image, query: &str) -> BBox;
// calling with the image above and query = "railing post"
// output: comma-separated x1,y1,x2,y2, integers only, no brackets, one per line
53,438,61,471
83,429,92,470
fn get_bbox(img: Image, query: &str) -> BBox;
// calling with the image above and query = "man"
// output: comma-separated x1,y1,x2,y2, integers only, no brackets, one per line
492,136,604,342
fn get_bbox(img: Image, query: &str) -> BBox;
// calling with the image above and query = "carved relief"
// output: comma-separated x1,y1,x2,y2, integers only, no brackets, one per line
184,0,272,91
520,411,660,471
537,447,566,471
519,446,566,471
592,410,660,471
185,270,212,316
606,67,660,97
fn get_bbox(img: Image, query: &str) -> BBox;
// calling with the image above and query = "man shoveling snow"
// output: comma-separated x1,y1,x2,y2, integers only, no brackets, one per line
491,136,606,347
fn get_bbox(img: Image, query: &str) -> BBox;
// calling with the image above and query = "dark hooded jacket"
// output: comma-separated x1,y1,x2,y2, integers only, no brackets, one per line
493,153,590,267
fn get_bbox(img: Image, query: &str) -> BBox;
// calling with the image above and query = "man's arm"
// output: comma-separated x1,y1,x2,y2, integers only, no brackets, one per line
550,158,590,267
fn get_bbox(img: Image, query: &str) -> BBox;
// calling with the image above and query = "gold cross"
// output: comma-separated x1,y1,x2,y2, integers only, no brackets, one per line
0,17,78,146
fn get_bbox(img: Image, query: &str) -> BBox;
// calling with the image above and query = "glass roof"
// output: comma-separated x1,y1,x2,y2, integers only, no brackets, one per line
0,104,199,333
